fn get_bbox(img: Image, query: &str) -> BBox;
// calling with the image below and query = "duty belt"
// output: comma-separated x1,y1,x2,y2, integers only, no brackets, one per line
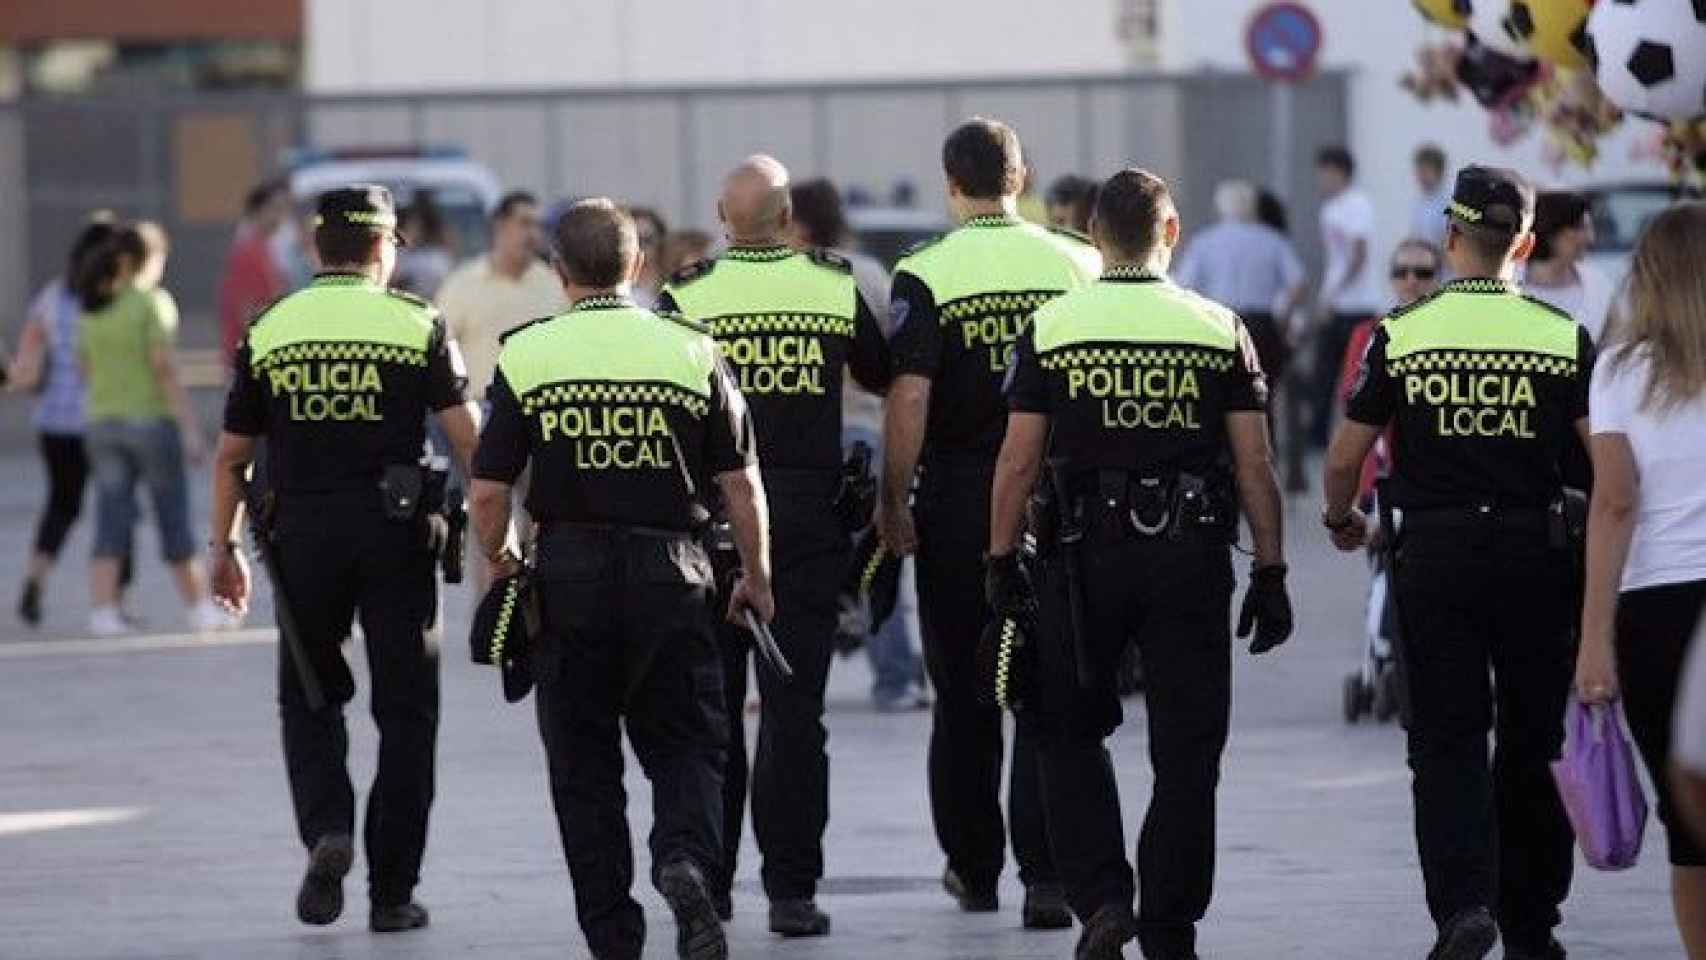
540,520,696,542
1399,500,1572,549
1063,468,1235,546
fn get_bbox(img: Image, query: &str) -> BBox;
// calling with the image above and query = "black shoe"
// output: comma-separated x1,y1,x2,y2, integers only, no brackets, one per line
295,834,353,926
942,867,999,913
18,579,40,627
370,900,429,933
1427,907,1497,960
711,888,733,923
1022,883,1073,930
1504,938,1566,960
1075,904,1138,960
768,898,831,937
657,860,728,960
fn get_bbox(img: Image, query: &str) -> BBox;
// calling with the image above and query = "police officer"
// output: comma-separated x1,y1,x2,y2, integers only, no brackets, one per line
206,185,479,933
1325,166,1589,960
657,156,891,936
989,169,1293,960
468,199,769,960
879,117,1100,926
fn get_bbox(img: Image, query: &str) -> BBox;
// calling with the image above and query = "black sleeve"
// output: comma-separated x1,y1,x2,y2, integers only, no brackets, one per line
471,370,530,483
655,289,681,315
848,290,893,395
887,270,943,379
425,319,469,412
1571,325,1595,422
704,355,760,475
1005,328,1050,414
1225,318,1268,412
221,338,268,437
1343,325,1396,427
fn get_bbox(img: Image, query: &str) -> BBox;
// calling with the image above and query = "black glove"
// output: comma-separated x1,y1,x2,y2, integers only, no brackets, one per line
983,552,1033,616
847,527,902,634
1237,563,1293,654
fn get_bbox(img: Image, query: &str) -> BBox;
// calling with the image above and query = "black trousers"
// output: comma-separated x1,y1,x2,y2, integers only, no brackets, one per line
533,527,728,960
1393,523,1575,952
33,432,88,557
1615,579,1706,866
714,475,847,901
1025,536,1233,959
915,458,1053,892
272,500,440,908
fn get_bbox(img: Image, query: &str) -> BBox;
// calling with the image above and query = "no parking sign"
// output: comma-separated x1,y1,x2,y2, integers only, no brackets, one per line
1245,1,1323,84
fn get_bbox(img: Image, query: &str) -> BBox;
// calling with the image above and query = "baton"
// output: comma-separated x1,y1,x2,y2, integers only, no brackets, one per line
743,608,794,683
237,470,326,711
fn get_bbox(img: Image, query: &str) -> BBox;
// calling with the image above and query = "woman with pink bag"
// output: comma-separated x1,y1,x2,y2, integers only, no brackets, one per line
1576,201,1706,958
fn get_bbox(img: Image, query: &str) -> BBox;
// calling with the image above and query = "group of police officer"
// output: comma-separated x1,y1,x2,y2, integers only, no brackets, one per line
202,116,1590,960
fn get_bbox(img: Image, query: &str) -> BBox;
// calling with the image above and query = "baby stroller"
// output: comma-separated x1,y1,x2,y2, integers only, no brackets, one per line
1342,438,1402,725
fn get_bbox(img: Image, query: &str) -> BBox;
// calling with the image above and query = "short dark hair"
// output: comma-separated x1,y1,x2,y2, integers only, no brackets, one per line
314,225,382,268
1315,146,1355,178
1092,168,1174,258
494,190,538,222
1413,144,1447,173
244,179,286,216
66,213,117,281
1531,190,1591,261
553,199,637,287
1045,175,1095,210
1448,219,1522,264
942,118,1024,200
789,179,850,248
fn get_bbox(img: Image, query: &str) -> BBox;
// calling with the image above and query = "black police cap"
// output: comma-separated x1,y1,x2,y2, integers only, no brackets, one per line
1445,165,1535,235
469,572,534,703
314,184,405,243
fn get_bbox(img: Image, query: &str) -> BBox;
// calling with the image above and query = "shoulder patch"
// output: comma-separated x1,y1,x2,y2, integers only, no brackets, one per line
1385,288,1446,322
498,315,554,345
1047,225,1093,246
666,257,717,288
1521,294,1576,324
806,247,853,273
655,309,709,336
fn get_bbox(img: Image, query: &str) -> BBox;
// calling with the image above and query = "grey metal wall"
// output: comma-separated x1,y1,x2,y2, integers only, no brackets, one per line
2,72,1346,345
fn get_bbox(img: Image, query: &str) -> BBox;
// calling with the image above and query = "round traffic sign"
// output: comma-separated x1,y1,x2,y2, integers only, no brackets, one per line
1246,2,1324,84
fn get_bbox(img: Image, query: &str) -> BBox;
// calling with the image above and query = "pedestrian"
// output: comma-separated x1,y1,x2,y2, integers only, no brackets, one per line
7,215,118,627
393,191,456,300
878,117,1100,927
469,198,769,960
1044,175,1098,234
627,205,670,307
1521,190,1615,344
788,175,929,711
1173,179,1307,389
1573,202,1706,959
434,191,566,589
205,185,479,935
1324,166,1592,960
659,229,715,277
218,180,289,368
989,168,1292,960
659,157,892,936
1311,146,1381,448
76,222,227,636
1410,144,1453,248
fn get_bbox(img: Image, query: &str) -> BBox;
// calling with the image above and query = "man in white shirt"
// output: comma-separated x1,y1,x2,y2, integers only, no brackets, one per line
1409,144,1452,248
1311,146,1381,448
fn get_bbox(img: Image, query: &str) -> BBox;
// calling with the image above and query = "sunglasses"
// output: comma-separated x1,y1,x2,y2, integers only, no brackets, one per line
1390,265,1438,281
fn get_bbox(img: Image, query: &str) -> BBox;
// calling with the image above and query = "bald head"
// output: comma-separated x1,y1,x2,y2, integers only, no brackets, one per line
719,155,792,243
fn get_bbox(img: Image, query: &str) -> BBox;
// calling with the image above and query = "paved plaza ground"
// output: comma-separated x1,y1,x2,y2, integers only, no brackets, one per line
0,402,1681,959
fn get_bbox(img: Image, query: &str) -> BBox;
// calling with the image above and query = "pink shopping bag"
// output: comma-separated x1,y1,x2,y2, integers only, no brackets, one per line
1550,698,1648,871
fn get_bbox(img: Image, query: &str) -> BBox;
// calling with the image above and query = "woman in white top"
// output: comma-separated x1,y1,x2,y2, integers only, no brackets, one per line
1523,191,1615,343
1576,202,1706,958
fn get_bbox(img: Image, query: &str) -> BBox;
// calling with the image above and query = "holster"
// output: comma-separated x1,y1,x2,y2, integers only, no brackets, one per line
833,441,878,535
1067,468,1237,546
384,462,463,581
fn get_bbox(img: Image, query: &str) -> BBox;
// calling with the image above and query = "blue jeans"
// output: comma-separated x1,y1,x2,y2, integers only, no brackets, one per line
86,418,195,564
844,424,922,703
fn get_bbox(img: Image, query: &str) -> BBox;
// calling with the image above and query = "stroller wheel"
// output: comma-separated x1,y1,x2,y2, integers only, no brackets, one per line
1374,663,1402,723
1342,674,1365,724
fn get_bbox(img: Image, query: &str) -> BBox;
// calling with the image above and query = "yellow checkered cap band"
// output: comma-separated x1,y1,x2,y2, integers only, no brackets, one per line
1447,200,1483,223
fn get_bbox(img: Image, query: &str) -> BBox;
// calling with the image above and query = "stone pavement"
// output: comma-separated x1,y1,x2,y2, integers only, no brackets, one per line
0,400,1682,958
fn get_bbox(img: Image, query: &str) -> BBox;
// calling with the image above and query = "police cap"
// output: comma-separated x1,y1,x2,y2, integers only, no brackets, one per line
315,184,406,245
1445,165,1535,235
469,572,534,703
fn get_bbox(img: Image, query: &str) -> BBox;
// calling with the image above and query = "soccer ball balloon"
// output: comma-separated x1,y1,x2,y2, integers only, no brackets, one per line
1466,0,1542,58
1588,0,1706,121
1505,0,1595,70
1413,0,1469,28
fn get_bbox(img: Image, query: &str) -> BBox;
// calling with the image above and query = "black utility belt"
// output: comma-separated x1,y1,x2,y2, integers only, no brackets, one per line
541,520,697,543
280,465,447,520
1399,501,1570,548
1039,469,1235,548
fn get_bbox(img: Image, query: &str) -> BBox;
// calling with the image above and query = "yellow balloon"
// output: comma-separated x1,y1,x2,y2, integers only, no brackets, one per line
1512,0,1594,70
1412,0,1467,29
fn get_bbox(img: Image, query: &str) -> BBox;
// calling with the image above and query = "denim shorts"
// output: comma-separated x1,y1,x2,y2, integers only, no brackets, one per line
85,418,195,563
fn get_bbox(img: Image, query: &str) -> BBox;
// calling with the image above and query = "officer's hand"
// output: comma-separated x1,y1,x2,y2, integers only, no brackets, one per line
1329,509,1371,553
876,498,918,557
728,573,776,626
489,549,523,582
209,545,251,616
1574,629,1620,705
983,552,1032,616
1237,564,1293,654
